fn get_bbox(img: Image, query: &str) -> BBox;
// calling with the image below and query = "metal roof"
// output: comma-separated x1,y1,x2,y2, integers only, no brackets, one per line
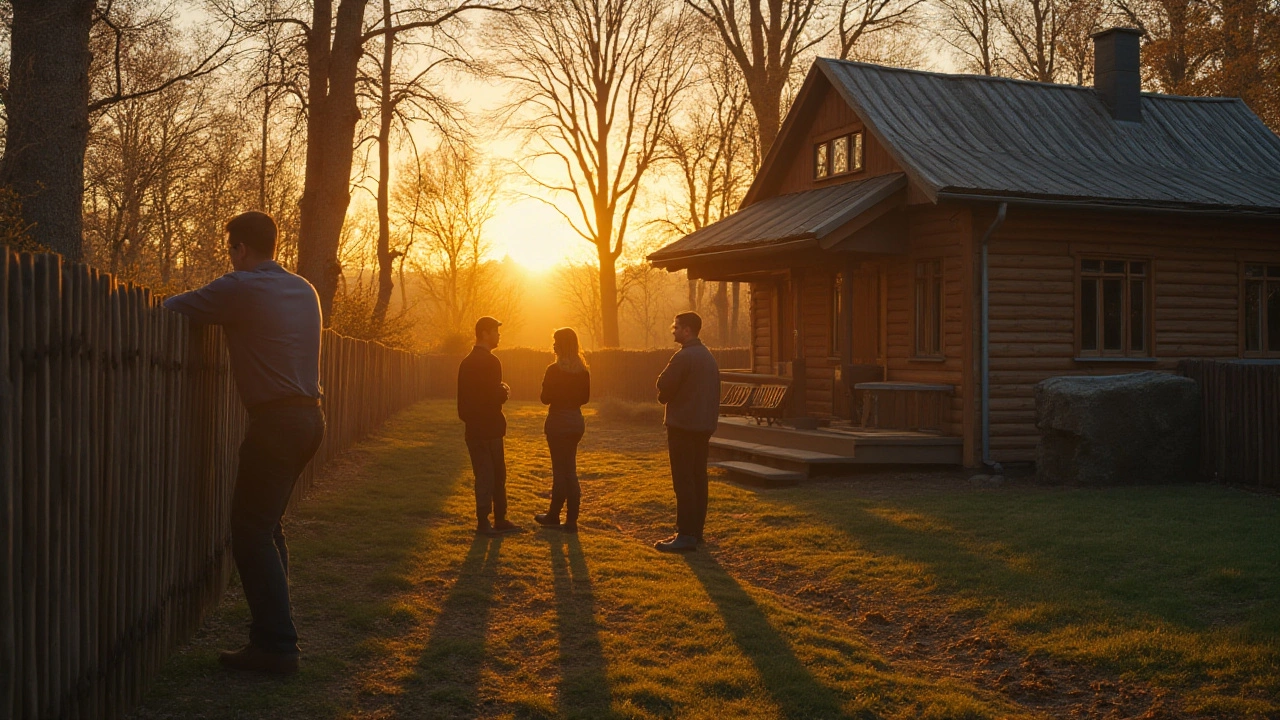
819,59,1280,212
648,173,906,263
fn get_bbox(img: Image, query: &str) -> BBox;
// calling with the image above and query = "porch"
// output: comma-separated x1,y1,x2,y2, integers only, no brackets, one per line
709,416,964,487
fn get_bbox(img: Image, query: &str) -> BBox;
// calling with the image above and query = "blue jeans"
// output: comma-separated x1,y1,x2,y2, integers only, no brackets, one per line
231,403,325,654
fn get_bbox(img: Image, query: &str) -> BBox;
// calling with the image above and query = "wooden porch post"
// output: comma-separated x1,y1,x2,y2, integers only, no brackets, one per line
790,267,807,418
839,261,856,419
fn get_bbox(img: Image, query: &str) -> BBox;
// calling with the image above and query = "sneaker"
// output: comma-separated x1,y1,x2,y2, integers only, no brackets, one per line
534,513,560,528
491,519,521,534
561,522,578,534
219,645,299,675
654,534,698,553
476,520,494,535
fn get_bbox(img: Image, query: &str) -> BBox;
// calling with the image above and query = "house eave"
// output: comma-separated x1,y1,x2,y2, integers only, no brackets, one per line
935,190,1280,218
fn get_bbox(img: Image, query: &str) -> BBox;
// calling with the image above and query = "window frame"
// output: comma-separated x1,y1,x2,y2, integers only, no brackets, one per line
913,258,944,359
1240,261,1280,357
1074,255,1152,359
813,130,864,181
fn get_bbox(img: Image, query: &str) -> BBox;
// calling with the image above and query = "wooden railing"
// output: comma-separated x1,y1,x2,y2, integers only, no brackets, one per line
1178,359,1279,488
0,247,431,720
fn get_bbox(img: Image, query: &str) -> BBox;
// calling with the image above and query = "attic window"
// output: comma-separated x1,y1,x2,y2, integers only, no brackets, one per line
814,132,864,180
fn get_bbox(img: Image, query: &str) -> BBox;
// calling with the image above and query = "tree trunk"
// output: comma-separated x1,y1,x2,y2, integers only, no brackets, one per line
713,280,729,346
750,84,783,157
598,246,620,348
372,0,396,328
297,0,369,324
0,0,95,259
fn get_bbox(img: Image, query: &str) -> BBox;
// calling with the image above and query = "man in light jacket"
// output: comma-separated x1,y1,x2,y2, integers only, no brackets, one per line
654,311,721,553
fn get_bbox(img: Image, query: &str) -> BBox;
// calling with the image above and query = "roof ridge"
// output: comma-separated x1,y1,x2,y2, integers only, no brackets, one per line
819,57,1247,104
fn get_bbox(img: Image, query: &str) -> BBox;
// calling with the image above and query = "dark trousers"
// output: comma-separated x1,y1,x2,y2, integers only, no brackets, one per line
232,404,325,654
466,435,508,523
666,426,711,539
546,433,583,524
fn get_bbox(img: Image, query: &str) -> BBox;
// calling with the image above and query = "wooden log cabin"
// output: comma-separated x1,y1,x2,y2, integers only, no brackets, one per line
649,28,1280,473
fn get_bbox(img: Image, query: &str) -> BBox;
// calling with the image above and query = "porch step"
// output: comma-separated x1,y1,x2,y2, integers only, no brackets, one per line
710,461,804,488
708,437,854,476
715,417,964,465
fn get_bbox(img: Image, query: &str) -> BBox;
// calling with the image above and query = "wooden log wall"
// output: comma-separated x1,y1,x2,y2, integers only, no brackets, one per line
1178,359,1279,488
881,206,972,440
420,347,751,403
0,246,432,720
984,210,1280,463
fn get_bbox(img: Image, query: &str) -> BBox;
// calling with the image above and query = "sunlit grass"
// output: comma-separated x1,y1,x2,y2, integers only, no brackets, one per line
132,401,1280,719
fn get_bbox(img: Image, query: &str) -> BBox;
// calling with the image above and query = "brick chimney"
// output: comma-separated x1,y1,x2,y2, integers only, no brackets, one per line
1093,27,1143,122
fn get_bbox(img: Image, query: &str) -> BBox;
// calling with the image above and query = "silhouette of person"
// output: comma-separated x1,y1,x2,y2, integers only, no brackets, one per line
535,328,591,533
457,316,521,536
163,211,324,675
654,311,720,553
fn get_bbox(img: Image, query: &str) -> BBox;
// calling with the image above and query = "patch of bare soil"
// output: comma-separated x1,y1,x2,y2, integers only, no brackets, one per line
600,472,1198,720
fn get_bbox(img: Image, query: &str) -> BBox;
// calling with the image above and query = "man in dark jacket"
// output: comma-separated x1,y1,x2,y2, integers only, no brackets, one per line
654,311,721,553
457,316,521,535
164,211,324,675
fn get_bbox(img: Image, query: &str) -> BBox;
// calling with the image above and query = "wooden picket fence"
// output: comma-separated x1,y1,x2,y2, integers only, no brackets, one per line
423,346,751,402
0,246,431,720
1178,359,1280,488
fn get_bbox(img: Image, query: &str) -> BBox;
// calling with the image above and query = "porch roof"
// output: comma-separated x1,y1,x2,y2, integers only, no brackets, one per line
648,173,906,267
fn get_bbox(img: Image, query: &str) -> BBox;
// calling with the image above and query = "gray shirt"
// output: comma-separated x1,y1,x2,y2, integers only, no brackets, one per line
163,261,322,408
656,339,721,433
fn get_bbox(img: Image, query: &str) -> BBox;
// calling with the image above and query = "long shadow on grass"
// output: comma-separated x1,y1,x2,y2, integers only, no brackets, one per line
397,533,503,716
684,553,851,720
546,533,614,718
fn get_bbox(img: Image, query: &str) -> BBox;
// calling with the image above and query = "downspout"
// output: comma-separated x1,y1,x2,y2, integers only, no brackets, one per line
980,202,1008,468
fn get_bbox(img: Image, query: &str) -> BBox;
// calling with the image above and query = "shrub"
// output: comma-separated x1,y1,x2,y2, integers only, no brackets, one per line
595,397,665,424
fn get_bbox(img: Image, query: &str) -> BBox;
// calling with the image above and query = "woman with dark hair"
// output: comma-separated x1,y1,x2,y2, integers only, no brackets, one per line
535,327,591,533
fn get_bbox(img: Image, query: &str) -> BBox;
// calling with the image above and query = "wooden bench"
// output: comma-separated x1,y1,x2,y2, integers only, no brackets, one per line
853,381,953,432
719,373,793,426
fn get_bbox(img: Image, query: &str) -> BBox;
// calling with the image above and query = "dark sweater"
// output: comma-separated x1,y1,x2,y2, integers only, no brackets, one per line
656,339,721,433
457,345,507,439
540,363,590,435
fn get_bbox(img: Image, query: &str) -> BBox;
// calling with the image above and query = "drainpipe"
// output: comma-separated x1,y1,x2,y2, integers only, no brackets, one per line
980,202,1008,469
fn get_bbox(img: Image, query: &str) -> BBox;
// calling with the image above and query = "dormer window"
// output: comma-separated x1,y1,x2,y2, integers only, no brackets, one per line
814,131,864,180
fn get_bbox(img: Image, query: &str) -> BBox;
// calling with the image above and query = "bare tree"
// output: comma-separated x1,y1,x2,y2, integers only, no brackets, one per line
685,0,825,154
655,47,755,346
358,0,468,329
834,0,925,61
1,0,234,260
934,0,1001,74
492,0,693,347
1057,0,1107,84
394,143,515,342
994,0,1068,81
1115,0,1214,93
224,0,512,324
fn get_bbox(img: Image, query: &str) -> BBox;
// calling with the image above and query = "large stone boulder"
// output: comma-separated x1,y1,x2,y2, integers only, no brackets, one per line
1035,372,1200,485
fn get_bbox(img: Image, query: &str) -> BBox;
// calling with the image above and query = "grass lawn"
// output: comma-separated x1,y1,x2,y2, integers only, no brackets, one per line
131,400,1280,719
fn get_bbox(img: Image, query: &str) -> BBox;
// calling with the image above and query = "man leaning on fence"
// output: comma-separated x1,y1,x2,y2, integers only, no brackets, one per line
163,210,324,675
654,311,721,553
